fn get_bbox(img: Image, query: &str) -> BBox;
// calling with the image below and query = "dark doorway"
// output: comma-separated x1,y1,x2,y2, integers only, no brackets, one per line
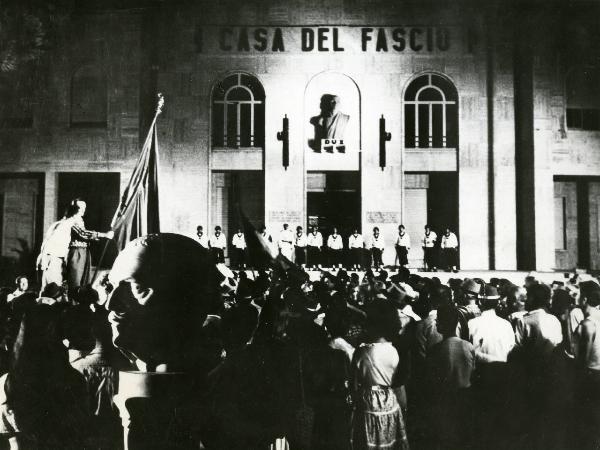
58,172,120,269
307,171,361,237
427,172,459,235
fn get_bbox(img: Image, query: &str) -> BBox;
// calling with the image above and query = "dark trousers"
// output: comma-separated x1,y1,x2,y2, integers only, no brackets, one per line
295,247,307,265
66,247,91,293
423,247,436,269
442,248,458,269
231,248,245,268
211,247,225,264
371,248,383,268
328,249,343,267
395,245,408,266
307,246,321,267
349,248,363,268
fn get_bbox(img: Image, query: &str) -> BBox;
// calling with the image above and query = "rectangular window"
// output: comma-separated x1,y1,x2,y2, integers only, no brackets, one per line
566,108,600,131
554,196,567,250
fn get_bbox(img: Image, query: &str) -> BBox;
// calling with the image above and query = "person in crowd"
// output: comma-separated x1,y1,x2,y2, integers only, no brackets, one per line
370,227,385,270
209,225,227,264
278,223,294,261
395,224,410,269
421,224,437,271
307,226,323,269
6,277,28,303
65,199,113,295
326,227,344,268
426,303,475,450
0,305,89,448
348,228,364,271
231,227,247,270
456,279,482,340
196,225,209,249
440,227,459,272
37,282,67,306
36,214,74,292
351,299,409,450
294,226,307,267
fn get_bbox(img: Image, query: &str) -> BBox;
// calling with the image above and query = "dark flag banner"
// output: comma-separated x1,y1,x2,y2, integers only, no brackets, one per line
111,94,163,251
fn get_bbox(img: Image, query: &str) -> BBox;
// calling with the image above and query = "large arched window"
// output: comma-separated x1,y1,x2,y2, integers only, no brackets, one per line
212,73,265,148
404,73,458,148
70,64,107,128
566,67,600,131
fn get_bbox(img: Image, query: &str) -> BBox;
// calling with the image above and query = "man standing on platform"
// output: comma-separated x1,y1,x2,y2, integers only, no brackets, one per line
348,228,364,270
196,225,209,249
66,199,113,294
278,223,294,261
370,227,385,269
327,227,344,268
231,228,247,269
422,224,437,271
209,225,227,264
441,227,459,272
395,224,411,269
294,226,307,267
307,226,323,269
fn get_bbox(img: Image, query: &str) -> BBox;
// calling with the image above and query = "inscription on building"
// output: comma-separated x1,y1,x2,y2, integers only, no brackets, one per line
269,210,302,223
367,211,400,223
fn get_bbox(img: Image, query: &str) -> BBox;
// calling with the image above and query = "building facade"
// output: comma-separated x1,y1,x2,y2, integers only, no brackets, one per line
0,0,599,271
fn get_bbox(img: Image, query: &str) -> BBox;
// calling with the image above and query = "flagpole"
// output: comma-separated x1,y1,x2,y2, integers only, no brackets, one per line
91,93,165,283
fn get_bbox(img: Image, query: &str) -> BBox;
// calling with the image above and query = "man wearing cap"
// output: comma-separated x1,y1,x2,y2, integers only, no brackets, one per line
294,226,308,267
395,225,410,269
348,228,364,270
456,279,482,340
278,223,294,261
421,225,437,271
307,226,323,269
231,227,247,270
209,225,227,264
441,227,459,272
326,227,344,268
196,225,209,249
369,227,385,270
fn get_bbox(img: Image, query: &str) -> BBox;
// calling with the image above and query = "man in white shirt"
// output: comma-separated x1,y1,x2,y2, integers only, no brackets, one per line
348,228,364,270
37,216,74,291
196,225,209,249
231,228,247,269
278,223,294,261
370,227,385,269
441,227,459,272
209,225,227,263
395,224,410,268
422,224,437,271
294,226,307,267
326,227,343,268
306,226,323,269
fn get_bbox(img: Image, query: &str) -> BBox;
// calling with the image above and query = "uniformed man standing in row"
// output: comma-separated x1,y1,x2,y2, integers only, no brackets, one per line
278,223,294,261
231,228,247,269
294,226,307,267
395,224,410,268
307,226,323,268
209,225,227,264
348,228,364,270
422,224,437,271
370,227,385,269
441,227,459,272
196,225,209,249
327,227,344,268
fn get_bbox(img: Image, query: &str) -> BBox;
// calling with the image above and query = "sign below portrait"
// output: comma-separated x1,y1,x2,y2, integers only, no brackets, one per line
367,211,400,223
269,210,302,224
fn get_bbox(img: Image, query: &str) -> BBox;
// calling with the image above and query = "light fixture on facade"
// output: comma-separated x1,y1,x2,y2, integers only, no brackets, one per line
379,114,392,170
277,114,289,170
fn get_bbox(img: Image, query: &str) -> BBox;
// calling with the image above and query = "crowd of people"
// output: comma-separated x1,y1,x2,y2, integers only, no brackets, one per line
196,223,460,272
0,254,598,449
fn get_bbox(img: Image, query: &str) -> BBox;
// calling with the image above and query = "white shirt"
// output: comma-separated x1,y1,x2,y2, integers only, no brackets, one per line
370,235,385,250
197,234,209,249
40,218,73,259
514,309,563,356
278,229,294,248
295,233,307,247
348,234,364,249
422,231,437,248
209,233,227,249
327,234,343,250
396,232,411,248
441,232,459,249
232,233,246,249
307,232,323,248
468,310,515,363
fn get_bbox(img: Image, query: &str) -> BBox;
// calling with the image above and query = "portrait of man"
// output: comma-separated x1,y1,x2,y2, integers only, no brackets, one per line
309,94,350,152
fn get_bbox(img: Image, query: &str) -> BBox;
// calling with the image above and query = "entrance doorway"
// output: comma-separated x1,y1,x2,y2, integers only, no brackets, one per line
306,171,360,238
554,177,600,270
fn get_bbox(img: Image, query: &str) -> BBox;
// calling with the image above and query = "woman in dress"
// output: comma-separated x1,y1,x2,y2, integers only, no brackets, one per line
351,298,409,450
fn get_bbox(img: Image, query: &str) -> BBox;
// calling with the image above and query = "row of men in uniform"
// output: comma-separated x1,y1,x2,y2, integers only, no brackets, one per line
196,223,459,271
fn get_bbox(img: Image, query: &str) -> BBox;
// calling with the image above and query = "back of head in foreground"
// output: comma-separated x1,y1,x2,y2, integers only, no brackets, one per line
107,233,216,372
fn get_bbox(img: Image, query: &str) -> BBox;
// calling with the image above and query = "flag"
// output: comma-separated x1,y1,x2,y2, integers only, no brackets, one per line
111,97,162,251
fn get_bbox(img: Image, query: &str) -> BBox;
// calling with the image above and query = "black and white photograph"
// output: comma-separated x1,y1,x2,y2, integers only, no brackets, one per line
0,0,599,448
